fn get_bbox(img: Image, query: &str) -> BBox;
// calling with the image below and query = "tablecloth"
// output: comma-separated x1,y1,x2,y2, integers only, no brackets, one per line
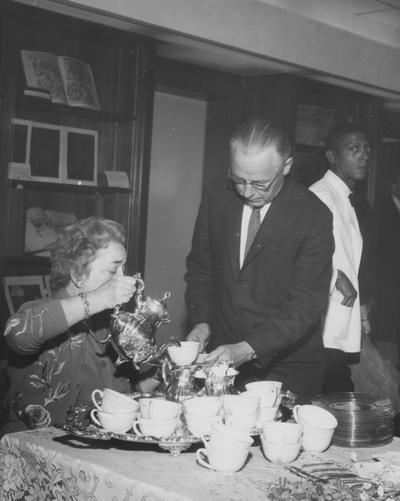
1,427,400,500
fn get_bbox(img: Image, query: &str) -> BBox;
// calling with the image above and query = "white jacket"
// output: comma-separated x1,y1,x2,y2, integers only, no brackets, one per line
310,170,363,352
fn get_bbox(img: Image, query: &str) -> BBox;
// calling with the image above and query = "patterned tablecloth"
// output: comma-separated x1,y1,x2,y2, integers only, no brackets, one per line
0,427,400,500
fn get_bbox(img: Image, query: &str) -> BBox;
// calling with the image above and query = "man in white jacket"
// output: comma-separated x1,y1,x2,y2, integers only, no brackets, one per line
310,122,371,393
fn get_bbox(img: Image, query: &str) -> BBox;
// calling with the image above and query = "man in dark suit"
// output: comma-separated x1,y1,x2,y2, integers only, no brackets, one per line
375,168,400,368
184,119,334,402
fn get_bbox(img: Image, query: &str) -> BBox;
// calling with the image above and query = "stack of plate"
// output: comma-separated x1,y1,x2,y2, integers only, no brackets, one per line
311,392,395,447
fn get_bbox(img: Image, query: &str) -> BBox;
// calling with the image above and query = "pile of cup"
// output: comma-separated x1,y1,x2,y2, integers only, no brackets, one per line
241,380,282,428
221,394,260,433
292,404,338,453
90,388,139,434
261,421,303,464
183,396,222,437
133,396,182,438
196,422,254,473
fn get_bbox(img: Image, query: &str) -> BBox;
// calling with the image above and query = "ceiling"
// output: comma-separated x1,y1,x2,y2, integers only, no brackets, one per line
302,0,400,36
155,0,400,107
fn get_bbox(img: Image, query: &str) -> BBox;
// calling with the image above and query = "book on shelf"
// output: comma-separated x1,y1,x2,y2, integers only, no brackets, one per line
23,86,51,100
24,207,78,255
4,275,47,314
20,50,100,110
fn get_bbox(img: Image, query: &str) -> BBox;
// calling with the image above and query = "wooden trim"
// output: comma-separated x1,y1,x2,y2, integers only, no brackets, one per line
126,42,156,276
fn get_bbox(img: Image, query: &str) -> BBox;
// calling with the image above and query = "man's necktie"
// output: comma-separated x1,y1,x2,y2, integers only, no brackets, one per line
348,193,356,208
244,207,261,258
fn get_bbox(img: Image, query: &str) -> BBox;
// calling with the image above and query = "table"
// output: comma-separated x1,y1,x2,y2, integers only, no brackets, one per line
0,427,399,500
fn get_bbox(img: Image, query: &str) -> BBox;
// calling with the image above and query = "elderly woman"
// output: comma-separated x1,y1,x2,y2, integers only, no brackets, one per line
1,217,140,435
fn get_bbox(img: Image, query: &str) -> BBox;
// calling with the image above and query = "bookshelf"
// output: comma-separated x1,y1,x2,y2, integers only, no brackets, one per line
0,2,155,324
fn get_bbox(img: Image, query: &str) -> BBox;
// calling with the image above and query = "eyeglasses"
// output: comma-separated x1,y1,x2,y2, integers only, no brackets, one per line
344,143,371,155
228,167,284,192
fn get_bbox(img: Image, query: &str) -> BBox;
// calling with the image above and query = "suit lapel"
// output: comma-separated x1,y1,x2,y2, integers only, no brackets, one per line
241,180,291,269
223,195,243,278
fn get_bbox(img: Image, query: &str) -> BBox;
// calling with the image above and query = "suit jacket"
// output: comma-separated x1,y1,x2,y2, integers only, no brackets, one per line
185,178,334,399
377,196,400,320
350,191,376,307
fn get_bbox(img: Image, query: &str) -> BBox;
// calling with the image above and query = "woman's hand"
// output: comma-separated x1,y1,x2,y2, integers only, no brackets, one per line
61,275,139,328
93,275,139,310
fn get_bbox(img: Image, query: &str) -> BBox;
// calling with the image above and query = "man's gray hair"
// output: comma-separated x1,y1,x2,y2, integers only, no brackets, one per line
230,119,292,160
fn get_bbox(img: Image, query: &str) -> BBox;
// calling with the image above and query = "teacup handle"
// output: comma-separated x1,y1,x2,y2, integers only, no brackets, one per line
214,414,223,425
90,408,101,427
272,387,280,407
132,421,144,436
292,404,301,423
201,434,211,448
196,448,213,470
91,389,103,411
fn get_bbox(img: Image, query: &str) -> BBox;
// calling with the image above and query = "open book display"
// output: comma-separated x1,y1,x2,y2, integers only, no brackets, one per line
25,207,78,255
20,50,100,110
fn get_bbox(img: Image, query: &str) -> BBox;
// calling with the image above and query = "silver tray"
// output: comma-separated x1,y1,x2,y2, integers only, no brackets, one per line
59,422,201,456
58,423,112,441
112,430,201,445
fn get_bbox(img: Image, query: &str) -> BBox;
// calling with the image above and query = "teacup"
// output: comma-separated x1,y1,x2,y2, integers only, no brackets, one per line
302,426,335,453
183,396,221,416
293,404,338,430
133,416,178,438
261,437,301,464
185,412,220,437
90,408,136,433
225,413,258,432
258,405,279,426
92,388,139,413
204,423,254,450
245,380,282,393
262,421,303,445
196,445,249,473
167,341,200,366
138,396,166,418
293,405,337,453
243,383,281,407
147,399,181,420
222,394,260,417
250,394,280,410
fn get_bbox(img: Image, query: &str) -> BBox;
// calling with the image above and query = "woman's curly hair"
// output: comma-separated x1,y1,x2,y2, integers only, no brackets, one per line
50,217,126,293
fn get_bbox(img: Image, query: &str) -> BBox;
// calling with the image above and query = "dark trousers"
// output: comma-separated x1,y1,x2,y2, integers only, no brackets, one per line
323,348,359,394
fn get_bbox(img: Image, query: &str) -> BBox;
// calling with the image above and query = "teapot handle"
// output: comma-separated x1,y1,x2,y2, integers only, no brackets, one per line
111,273,145,315
161,358,172,388
133,273,145,295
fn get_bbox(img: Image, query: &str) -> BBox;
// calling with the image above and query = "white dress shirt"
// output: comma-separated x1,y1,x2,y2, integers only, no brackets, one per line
310,170,363,352
240,203,270,268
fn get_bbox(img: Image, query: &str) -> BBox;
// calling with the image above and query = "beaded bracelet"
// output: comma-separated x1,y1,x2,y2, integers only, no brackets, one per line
78,292,90,320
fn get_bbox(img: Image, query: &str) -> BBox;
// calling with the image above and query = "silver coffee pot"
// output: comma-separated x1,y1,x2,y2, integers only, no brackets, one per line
108,273,178,369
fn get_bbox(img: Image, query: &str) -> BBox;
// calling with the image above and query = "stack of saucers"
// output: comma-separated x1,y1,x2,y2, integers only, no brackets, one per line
311,392,395,447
